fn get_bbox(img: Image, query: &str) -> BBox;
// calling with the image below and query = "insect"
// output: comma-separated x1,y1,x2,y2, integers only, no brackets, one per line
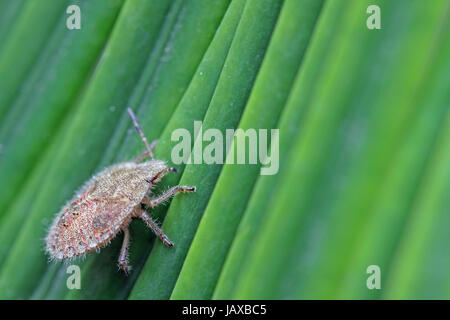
45,108,196,275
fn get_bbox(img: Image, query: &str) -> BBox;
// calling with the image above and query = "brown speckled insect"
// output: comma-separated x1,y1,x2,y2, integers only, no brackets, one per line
45,108,196,275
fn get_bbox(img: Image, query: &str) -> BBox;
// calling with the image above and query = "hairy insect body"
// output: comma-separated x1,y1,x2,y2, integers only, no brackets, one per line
45,108,196,274
46,161,166,260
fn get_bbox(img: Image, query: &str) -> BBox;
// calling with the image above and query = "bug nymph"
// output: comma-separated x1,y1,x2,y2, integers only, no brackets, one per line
45,108,196,275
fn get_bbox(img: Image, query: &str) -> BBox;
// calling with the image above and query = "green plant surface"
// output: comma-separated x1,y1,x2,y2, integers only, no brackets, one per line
0,1,124,259
230,0,374,298
37,0,185,297
232,0,450,299
213,0,328,299
129,0,245,300
170,0,323,300
62,0,232,300
336,14,450,299
0,0,173,299
0,0,448,300
0,0,26,52
384,31,450,299
295,0,449,299
386,113,450,299
168,0,284,300
0,0,68,121
35,0,187,300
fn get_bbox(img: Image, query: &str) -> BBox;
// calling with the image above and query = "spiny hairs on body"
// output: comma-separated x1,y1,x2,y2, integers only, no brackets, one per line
45,108,196,275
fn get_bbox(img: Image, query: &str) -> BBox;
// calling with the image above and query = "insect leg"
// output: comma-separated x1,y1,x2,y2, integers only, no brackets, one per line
144,185,196,207
137,210,174,247
118,227,131,275
146,166,178,184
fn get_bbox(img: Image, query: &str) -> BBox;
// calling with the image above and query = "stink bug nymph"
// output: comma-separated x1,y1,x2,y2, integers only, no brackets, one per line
45,108,196,275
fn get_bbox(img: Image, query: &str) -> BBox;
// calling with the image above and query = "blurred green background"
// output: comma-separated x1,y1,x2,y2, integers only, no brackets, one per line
0,0,448,300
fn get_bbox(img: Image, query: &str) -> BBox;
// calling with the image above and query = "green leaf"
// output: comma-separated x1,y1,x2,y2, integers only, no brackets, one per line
62,0,231,300
0,0,26,52
213,0,325,299
0,0,448,300
0,0,172,299
170,0,284,300
232,0,450,299
0,0,68,121
0,1,124,265
129,0,245,300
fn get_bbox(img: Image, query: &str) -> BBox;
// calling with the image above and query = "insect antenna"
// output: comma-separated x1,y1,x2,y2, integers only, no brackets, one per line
127,108,154,160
